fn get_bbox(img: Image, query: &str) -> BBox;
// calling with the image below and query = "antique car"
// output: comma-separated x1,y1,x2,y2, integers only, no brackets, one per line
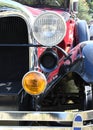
0,0,93,129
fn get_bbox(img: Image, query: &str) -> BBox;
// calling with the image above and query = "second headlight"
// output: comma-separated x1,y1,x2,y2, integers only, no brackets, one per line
33,11,66,47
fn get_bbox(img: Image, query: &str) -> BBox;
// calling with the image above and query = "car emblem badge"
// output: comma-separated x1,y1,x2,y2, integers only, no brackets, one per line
73,114,83,130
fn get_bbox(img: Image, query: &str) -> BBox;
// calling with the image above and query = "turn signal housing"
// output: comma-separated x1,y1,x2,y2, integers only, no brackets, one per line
22,71,47,95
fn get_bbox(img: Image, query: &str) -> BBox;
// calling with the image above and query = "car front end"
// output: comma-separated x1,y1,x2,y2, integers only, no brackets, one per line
0,0,92,130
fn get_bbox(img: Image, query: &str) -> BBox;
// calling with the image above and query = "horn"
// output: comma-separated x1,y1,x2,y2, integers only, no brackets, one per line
39,49,59,72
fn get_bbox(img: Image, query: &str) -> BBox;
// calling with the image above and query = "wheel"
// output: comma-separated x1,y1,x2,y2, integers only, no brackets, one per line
75,20,89,45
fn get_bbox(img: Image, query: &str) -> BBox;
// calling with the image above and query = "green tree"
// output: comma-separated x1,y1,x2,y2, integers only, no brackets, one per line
78,0,91,21
87,0,93,14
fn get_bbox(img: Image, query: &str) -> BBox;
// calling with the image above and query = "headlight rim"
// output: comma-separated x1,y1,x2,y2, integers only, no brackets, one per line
32,11,66,47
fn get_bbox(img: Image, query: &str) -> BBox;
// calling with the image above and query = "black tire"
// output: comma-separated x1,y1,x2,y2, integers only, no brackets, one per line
75,20,89,45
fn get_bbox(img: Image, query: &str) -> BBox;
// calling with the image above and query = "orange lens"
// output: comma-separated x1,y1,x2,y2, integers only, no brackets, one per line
22,71,47,95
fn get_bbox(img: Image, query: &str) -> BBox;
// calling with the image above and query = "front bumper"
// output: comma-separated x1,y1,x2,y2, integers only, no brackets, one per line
0,111,93,130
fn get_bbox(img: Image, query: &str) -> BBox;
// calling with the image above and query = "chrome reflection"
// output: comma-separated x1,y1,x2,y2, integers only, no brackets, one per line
0,126,93,130
0,111,93,129
0,127,73,130
0,110,92,122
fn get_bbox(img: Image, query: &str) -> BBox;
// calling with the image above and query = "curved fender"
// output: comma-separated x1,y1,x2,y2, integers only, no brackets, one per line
69,41,93,83
81,41,93,83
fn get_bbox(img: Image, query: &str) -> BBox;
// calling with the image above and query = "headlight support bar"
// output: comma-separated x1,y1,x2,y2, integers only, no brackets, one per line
0,43,43,47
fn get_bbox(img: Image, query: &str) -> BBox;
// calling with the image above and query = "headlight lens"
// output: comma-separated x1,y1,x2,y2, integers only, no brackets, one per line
22,71,47,95
33,12,66,46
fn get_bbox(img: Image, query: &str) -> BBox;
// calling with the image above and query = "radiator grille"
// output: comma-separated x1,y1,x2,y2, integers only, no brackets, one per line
0,16,29,81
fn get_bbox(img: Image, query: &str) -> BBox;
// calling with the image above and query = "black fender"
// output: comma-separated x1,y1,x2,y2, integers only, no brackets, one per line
54,41,93,111
81,41,93,83
70,41,93,83
75,20,89,45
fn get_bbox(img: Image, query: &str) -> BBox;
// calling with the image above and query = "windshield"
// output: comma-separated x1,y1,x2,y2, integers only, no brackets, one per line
13,0,69,9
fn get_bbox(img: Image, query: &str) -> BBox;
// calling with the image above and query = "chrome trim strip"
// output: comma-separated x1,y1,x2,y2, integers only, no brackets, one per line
0,127,73,130
0,111,93,129
0,110,92,121
0,111,74,121
83,125,93,130
0,126,93,130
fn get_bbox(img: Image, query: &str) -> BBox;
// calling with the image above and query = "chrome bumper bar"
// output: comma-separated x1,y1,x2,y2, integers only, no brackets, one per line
0,110,93,130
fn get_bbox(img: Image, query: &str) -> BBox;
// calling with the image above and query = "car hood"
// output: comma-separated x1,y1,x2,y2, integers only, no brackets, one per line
25,6,63,16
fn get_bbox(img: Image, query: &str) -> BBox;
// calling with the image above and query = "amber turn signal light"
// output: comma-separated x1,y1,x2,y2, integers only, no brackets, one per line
22,71,47,95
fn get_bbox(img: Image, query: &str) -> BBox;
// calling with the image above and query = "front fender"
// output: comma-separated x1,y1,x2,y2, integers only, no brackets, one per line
69,41,93,83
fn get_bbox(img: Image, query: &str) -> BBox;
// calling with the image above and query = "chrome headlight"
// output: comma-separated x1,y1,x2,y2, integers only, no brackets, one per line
33,12,66,47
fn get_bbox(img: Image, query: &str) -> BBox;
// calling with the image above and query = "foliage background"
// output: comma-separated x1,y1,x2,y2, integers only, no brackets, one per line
78,0,93,22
